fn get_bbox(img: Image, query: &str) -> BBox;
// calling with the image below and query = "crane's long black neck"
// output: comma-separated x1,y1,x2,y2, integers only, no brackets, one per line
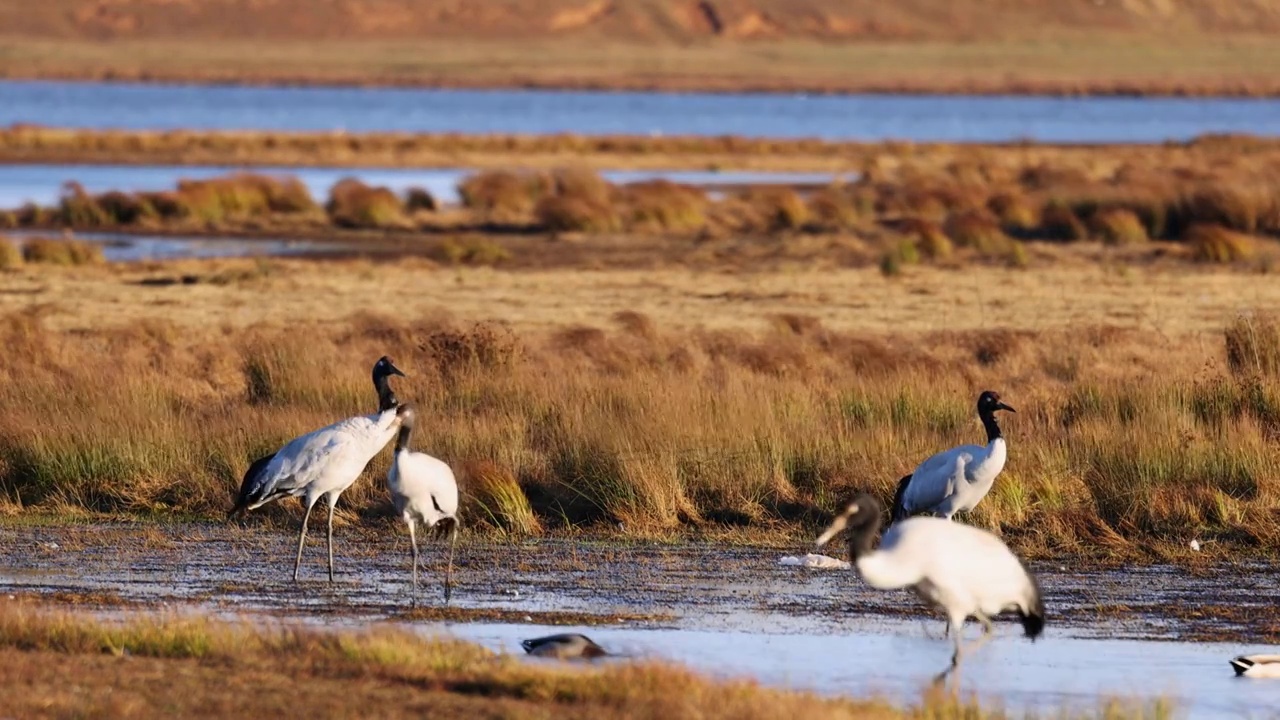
979,408,1003,444
374,372,398,412
847,512,883,562
395,422,415,453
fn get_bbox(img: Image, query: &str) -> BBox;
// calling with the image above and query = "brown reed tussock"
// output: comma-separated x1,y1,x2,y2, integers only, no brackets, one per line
1187,224,1255,264
620,180,707,233
1224,312,1280,378
326,177,407,229
0,303,1278,557
458,169,550,219
1091,208,1148,246
0,237,22,270
19,237,104,265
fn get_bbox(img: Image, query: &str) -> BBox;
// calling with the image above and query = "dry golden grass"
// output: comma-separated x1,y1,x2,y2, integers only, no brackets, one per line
0,258,1278,558
0,600,1171,720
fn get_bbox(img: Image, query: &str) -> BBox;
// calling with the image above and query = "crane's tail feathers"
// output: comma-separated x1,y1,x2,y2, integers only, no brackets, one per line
889,474,913,523
1230,657,1254,676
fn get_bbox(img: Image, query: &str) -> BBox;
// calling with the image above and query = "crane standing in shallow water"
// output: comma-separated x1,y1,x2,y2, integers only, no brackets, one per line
228,356,406,582
817,492,1045,683
386,403,460,606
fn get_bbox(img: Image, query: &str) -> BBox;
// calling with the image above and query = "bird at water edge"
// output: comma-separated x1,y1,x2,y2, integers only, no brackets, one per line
817,492,1045,684
386,403,460,607
228,355,406,582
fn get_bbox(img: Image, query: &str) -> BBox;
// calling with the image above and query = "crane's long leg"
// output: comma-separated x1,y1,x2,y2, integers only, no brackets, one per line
326,494,339,582
933,613,968,687
444,521,457,605
408,519,419,609
293,501,317,582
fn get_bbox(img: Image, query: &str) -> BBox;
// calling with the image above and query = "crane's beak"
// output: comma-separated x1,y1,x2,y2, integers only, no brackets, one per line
814,510,852,549
387,362,406,378
996,401,1016,413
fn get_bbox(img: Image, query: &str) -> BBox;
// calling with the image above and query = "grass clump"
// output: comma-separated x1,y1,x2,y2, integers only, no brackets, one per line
621,180,707,233
460,460,542,534
458,170,549,219
1038,203,1090,242
536,195,620,233
1225,312,1280,378
405,186,438,212
900,218,953,260
749,188,809,232
57,182,110,227
20,237,103,265
437,237,513,266
807,185,861,231
326,177,406,229
1092,208,1148,245
1187,224,1254,263
944,210,1009,254
987,191,1039,233
0,237,23,269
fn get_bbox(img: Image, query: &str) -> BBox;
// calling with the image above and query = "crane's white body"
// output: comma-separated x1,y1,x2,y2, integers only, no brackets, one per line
1231,655,1280,678
388,449,459,530
387,410,461,606
858,515,1037,624
899,438,1007,519
248,409,401,512
816,493,1043,684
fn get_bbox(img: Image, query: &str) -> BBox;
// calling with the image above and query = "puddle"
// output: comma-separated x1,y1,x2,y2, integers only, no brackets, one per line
4,229,344,262
2,522,1279,718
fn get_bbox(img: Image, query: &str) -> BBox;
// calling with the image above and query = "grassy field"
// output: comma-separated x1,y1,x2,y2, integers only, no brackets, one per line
0,599,1169,719
0,251,1277,560
1,0,1280,95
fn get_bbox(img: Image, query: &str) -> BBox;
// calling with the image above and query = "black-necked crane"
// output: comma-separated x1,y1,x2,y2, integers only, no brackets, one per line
228,356,406,582
891,390,1015,522
521,633,608,660
817,492,1045,683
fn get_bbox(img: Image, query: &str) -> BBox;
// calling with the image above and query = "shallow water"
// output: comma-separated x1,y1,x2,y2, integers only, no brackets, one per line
2,524,1278,718
5,229,340,262
0,163,838,209
444,622,1279,719
5,79,1280,142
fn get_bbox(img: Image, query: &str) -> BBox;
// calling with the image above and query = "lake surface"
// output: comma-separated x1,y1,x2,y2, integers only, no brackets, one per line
3,524,1279,719
3,79,1280,142
0,163,838,208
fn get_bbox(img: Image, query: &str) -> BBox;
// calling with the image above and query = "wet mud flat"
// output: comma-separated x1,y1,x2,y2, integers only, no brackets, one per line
2,521,1280,718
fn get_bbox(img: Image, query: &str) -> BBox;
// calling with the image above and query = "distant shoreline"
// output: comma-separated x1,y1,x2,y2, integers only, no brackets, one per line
5,67,1280,99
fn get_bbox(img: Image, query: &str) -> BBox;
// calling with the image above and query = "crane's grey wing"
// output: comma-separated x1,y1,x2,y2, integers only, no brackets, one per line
904,447,974,514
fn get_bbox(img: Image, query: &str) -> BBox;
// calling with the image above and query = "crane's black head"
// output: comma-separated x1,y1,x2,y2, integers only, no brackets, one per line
374,356,406,381
977,390,1015,415
373,356,406,412
815,492,884,559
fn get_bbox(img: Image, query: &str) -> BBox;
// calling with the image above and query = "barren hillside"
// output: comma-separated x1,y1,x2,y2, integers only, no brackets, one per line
2,0,1280,94
5,0,1280,41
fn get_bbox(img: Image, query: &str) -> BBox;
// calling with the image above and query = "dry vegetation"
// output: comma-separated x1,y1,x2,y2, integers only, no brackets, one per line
0,253,1278,559
8,134,1280,271
0,0,1279,95
0,599,1169,719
